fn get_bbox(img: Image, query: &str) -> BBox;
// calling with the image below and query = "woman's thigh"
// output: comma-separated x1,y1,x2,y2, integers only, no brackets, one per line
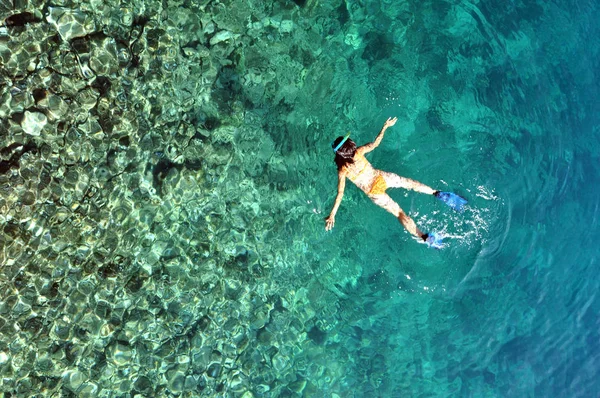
368,193,402,216
380,171,414,189
380,171,434,194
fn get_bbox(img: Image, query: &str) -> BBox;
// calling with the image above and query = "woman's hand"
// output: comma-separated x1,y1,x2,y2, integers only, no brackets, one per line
325,215,335,231
384,116,398,128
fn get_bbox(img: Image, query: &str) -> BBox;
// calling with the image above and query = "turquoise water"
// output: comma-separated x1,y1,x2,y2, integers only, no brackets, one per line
284,0,600,395
318,1,600,397
1,0,599,396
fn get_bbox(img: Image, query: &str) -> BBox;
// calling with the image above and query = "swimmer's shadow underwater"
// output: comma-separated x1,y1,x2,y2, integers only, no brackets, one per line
325,117,467,249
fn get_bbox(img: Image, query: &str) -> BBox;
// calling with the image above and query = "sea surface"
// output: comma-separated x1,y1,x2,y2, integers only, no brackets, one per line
309,0,600,395
0,0,599,396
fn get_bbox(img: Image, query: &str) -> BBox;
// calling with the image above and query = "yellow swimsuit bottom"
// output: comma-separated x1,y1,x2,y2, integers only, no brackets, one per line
369,174,387,195
348,160,387,195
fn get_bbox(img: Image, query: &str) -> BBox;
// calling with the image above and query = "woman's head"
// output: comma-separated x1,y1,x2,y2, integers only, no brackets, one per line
332,135,356,170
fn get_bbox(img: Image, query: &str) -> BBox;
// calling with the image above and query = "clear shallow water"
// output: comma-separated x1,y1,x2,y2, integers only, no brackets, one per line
1,0,599,396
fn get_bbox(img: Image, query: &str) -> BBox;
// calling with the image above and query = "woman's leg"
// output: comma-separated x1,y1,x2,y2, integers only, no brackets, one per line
369,193,425,239
380,171,436,195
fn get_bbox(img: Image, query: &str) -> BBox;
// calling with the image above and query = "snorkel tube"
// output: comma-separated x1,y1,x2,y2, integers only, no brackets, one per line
332,132,351,152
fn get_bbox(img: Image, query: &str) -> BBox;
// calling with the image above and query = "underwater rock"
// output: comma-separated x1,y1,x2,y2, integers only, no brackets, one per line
107,341,133,366
77,382,99,397
37,92,69,121
344,25,363,49
62,368,86,391
280,20,294,33
224,369,245,392
89,37,119,76
9,87,35,114
133,376,153,395
183,374,200,392
271,352,290,373
167,369,186,394
242,69,266,105
46,7,96,41
19,191,36,206
307,326,327,345
11,298,32,317
207,362,221,378
210,30,236,46
21,111,47,136
288,378,307,393
50,318,72,341
75,88,100,111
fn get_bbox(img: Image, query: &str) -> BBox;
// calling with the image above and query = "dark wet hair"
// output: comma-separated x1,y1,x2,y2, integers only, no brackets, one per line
332,136,356,170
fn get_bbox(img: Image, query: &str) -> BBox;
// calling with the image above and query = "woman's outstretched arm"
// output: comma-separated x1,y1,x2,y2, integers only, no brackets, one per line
359,117,398,154
325,170,347,231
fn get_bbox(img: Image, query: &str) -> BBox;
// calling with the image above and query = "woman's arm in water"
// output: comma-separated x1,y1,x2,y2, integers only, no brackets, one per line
359,117,398,154
325,170,347,231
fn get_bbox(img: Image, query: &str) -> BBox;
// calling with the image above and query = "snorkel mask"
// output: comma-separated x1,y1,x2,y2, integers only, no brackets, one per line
331,132,351,152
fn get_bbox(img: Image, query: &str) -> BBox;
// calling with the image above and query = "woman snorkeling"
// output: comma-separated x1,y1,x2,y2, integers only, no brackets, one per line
325,117,467,249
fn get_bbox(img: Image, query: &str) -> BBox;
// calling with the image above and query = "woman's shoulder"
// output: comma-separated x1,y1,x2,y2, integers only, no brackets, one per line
354,150,368,163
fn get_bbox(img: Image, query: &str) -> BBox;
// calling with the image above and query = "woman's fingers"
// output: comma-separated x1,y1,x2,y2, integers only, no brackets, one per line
325,218,335,231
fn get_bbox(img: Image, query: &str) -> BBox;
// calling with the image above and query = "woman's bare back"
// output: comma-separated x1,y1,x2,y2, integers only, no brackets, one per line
343,149,380,193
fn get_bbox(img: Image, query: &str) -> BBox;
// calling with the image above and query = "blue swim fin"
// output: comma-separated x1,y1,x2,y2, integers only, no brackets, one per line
424,232,444,249
435,191,468,212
